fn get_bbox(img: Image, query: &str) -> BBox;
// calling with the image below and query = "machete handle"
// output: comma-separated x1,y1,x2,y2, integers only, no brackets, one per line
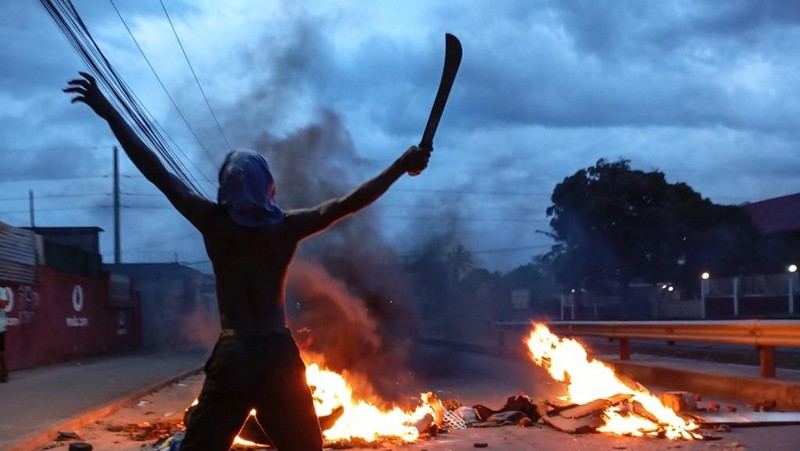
407,146,432,177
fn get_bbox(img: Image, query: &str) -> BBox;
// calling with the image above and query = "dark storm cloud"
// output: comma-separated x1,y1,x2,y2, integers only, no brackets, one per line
422,0,800,136
4,0,800,272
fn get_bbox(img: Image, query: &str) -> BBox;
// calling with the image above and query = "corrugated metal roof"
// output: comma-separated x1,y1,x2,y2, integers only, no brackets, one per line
742,193,800,235
0,260,37,284
0,221,37,283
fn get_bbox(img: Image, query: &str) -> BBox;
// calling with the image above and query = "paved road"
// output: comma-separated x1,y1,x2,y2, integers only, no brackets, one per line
0,346,207,450
5,344,800,450
410,347,800,450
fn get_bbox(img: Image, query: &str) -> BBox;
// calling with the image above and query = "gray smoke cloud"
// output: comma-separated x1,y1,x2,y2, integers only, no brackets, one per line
244,110,421,399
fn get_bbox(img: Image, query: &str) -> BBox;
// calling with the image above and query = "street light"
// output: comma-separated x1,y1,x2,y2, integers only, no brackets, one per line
700,272,710,319
789,264,797,315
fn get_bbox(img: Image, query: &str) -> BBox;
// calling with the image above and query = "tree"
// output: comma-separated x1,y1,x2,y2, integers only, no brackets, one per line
546,159,763,317
445,244,474,284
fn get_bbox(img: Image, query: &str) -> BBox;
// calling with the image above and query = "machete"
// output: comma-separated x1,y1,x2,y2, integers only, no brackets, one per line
409,33,462,175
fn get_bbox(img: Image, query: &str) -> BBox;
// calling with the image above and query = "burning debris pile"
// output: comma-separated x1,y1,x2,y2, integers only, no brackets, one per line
176,324,709,449
118,322,796,450
525,323,703,440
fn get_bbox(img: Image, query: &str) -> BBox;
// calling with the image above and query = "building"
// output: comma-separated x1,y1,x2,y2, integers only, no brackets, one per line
742,193,800,268
104,262,218,347
0,222,139,371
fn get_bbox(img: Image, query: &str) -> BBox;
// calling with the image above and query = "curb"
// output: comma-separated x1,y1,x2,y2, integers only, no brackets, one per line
421,337,800,410
8,366,203,451
610,360,800,410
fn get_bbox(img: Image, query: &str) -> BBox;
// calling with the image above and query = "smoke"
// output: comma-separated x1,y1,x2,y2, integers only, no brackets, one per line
201,11,464,397
243,110,420,399
180,305,220,349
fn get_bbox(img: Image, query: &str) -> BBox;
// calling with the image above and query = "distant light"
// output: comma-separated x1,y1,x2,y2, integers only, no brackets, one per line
661,284,668,289
570,289,576,293
701,272,710,280
789,264,798,273
667,286,674,292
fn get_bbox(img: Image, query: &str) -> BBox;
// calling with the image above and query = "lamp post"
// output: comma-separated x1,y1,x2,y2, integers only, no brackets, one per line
789,264,797,315
700,272,710,319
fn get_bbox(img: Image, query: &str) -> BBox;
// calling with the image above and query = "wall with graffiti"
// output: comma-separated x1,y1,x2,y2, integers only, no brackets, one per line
1,268,140,371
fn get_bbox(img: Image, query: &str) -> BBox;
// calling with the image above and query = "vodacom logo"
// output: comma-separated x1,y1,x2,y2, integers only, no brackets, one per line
66,284,89,328
72,285,84,312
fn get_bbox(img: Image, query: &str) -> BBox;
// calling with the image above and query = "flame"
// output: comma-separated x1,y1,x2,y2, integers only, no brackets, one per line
305,363,435,442
194,364,434,447
525,323,701,440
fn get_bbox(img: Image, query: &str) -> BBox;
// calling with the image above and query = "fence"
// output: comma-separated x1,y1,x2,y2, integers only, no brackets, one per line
493,320,800,378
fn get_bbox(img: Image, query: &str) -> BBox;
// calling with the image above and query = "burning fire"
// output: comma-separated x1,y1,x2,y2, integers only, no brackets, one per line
221,362,437,446
525,323,701,440
305,363,436,442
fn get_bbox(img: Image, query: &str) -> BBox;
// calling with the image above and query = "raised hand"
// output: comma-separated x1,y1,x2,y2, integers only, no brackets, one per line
63,71,114,119
399,145,432,175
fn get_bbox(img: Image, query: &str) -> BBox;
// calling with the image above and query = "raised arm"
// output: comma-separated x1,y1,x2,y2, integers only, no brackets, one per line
63,72,214,230
289,146,431,239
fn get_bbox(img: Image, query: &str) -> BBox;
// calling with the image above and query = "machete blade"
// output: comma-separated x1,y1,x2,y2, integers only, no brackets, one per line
410,33,462,175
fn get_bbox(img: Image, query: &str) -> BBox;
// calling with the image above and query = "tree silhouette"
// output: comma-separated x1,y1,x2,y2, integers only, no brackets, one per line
546,158,763,318
445,243,474,284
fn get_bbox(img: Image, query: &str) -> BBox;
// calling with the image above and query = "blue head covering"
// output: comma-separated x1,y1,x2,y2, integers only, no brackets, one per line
218,150,285,226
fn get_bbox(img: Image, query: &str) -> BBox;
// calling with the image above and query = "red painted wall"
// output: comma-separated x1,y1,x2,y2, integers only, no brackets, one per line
1,269,140,371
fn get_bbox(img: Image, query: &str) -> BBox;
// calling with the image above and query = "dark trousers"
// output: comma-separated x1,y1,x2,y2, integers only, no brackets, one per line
180,331,323,451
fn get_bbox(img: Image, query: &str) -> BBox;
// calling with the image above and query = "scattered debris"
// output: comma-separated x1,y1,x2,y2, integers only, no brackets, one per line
537,404,604,434
658,392,697,413
151,430,184,451
753,400,778,412
56,431,81,440
106,419,183,441
559,394,631,419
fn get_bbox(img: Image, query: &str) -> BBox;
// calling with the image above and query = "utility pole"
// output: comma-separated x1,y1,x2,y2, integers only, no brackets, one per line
113,146,121,264
28,189,35,227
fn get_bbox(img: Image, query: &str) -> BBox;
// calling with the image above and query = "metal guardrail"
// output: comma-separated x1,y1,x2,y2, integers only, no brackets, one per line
493,320,800,378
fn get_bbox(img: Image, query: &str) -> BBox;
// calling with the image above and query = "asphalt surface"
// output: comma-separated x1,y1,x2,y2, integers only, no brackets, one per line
0,346,207,451
3,342,800,450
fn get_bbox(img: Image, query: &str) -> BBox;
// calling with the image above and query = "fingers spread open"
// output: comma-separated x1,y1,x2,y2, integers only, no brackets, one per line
67,79,90,89
70,95,85,104
63,86,86,95
78,71,96,84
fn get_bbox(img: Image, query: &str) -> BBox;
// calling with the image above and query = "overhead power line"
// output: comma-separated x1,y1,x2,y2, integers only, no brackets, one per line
0,206,110,214
0,193,110,202
108,0,220,169
159,0,232,152
392,188,552,197
0,174,110,183
41,0,213,196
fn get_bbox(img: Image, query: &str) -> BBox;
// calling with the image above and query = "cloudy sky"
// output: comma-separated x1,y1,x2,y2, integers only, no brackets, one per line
2,0,800,273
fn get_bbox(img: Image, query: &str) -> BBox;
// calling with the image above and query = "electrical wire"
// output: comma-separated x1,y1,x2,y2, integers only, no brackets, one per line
0,175,110,183
39,0,213,197
0,193,110,202
108,0,220,169
159,0,232,152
